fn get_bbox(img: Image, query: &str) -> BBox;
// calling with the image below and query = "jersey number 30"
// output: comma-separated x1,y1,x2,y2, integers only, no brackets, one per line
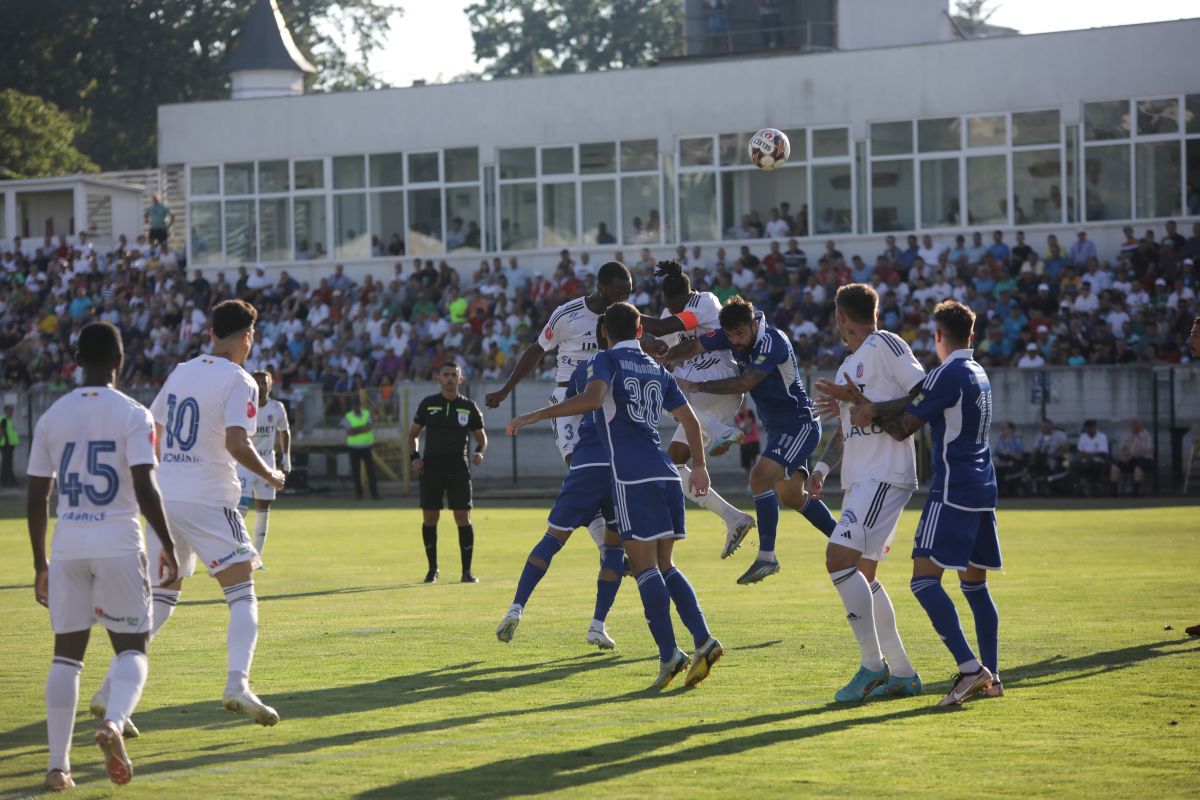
623,378,663,428
59,441,118,507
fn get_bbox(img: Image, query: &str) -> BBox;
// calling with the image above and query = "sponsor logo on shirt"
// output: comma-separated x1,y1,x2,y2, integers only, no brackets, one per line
856,362,864,379
457,410,470,426
544,326,554,341
843,508,858,525
247,401,257,418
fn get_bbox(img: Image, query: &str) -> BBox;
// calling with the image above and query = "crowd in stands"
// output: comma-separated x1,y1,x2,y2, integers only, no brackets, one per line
1,220,1198,397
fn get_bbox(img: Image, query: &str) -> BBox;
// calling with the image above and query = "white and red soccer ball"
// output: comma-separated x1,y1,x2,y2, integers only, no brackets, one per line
748,128,791,171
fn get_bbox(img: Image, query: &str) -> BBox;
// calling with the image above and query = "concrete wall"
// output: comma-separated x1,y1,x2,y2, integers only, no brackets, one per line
837,0,955,52
160,19,1200,162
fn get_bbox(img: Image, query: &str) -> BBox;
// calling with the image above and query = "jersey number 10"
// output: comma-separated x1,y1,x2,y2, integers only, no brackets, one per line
166,394,200,451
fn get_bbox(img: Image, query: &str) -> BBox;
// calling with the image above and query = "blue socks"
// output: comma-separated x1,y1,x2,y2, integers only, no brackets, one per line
961,579,999,675
592,545,624,623
635,567,676,662
800,496,837,538
663,567,710,649
753,490,779,554
911,576,978,669
512,533,564,608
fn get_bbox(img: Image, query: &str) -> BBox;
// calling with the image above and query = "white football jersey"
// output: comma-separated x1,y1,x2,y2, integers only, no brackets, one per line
537,297,600,382
26,387,157,559
150,355,258,506
250,399,289,465
836,330,926,490
659,291,739,382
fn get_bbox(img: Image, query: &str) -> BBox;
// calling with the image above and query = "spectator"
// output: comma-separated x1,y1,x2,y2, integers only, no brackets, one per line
1031,419,1070,490
1016,342,1045,368
992,422,1027,497
1109,418,1154,497
1073,419,1109,495
145,195,173,248
765,208,789,239
917,234,943,265
1069,230,1097,266
988,230,1010,266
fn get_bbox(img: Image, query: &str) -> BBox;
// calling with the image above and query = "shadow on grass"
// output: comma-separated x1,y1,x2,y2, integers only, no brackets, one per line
180,582,429,608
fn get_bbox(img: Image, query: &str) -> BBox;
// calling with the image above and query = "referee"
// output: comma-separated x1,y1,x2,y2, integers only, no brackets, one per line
408,361,486,584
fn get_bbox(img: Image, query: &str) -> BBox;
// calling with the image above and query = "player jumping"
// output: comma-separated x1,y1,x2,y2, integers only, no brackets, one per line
840,300,1002,706
663,297,837,585
497,320,624,650
238,370,291,565
638,261,756,559
809,284,924,702
26,322,179,791
508,302,722,689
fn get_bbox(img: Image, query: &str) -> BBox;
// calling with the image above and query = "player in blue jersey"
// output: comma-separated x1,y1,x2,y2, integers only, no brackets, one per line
496,321,625,650
508,302,723,689
844,300,1001,706
663,297,838,585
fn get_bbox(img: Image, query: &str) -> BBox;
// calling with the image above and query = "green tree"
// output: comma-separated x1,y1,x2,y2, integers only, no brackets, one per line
465,0,682,78
953,1,999,36
0,90,98,179
0,0,399,170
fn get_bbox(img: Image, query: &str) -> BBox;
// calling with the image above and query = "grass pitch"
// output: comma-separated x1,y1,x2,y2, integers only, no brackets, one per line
0,498,1197,799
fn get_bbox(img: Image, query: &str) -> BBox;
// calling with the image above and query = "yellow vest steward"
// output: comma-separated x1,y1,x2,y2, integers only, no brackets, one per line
345,409,374,447
0,416,17,446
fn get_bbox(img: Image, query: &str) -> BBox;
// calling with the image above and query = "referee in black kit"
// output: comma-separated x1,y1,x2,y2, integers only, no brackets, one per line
408,361,487,584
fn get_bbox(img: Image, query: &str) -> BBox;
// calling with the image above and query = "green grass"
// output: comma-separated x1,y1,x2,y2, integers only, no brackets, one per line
0,499,1198,799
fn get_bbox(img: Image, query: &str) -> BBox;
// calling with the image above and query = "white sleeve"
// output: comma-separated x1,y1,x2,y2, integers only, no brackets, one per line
149,384,169,427
691,293,722,332
26,416,55,478
884,336,926,394
126,406,156,467
276,402,291,433
224,372,258,433
536,311,562,353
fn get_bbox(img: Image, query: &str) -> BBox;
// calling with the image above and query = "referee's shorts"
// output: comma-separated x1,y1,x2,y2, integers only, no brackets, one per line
420,460,473,510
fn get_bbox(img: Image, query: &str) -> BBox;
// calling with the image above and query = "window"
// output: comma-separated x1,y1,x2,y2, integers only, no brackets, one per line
580,142,616,174
406,188,442,254
812,164,851,234
680,137,715,167
541,146,574,176
369,153,404,187
919,118,960,153
332,156,365,189
621,140,657,171
1085,100,1131,141
407,152,439,183
1084,144,1131,221
871,160,913,232
1013,110,1060,146
445,147,479,183
920,158,960,227
191,166,219,196
445,186,480,252
812,128,849,159
1012,149,1062,224
224,200,256,262
720,168,807,238
1187,94,1200,135
499,184,537,250
966,155,1007,225
370,192,405,256
581,180,617,246
334,194,368,257
500,148,536,180
871,122,912,156
258,161,289,193
719,132,753,166
542,183,577,247
293,196,326,259
1187,141,1200,216
294,160,324,190
621,175,660,244
224,163,254,195
967,116,1006,148
678,173,718,241
1136,141,1181,218
189,202,221,264
258,198,290,262
1137,99,1179,136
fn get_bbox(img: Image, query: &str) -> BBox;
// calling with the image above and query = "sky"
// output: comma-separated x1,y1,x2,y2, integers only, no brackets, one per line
369,0,1198,88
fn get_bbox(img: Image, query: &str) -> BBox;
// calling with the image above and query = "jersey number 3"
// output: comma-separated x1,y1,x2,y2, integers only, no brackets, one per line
59,441,118,507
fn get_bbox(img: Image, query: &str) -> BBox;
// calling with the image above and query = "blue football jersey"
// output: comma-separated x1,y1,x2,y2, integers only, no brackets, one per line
906,349,998,511
698,311,813,432
563,359,607,469
587,342,687,483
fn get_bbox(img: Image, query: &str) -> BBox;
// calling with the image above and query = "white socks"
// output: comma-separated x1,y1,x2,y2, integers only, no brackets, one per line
586,515,606,550
151,588,180,639
46,657,82,773
677,464,743,527
223,580,259,687
104,651,148,729
870,579,916,678
253,510,270,555
831,566,884,671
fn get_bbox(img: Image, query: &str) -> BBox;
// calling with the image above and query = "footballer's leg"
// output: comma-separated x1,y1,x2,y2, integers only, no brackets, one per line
499,527,569,642
667,438,755,560
94,631,147,787
657,534,723,687
862,559,922,699
826,529,888,703
421,508,441,583
740,454,787,584
453,509,478,583
216,560,278,725
252,497,273,563
961,512,1003,697
588,525,624,649
627,537,686,688
46,629,88,793
773,424,837,538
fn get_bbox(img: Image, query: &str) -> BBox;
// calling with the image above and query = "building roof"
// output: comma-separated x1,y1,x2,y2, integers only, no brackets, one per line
221,0,316,75
0,174,145,194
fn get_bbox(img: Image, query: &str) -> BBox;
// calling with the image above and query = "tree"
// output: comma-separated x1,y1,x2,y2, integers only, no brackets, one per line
953,1,999,37
0,90,98,179
0,0,399,170
465,0,682,79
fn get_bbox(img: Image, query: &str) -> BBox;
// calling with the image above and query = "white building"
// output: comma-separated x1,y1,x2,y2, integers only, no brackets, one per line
0,175,146,256
157,3,1200,279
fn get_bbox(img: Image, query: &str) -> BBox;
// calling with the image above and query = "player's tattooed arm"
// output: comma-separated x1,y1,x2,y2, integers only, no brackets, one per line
679,367,766,395
848,383,922,428
875,410,925,442
639,314,685,338
817,421,844,469
661,337,702,367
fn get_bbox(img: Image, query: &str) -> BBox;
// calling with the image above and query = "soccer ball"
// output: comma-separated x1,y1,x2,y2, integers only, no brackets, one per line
748,128,790,171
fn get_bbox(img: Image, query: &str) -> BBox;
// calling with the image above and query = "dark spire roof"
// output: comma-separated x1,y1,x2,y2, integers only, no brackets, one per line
222,0,316,74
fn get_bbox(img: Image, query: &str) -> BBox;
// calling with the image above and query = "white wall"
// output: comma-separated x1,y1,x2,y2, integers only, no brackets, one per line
108,191,144,245
160,19,1200,163
837,0,956,51
230,69,305,100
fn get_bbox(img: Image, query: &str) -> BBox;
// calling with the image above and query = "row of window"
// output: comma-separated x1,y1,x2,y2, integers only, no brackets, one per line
186,96,1200,265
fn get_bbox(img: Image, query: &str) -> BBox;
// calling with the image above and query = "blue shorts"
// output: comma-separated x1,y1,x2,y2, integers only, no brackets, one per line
547,466,617,532
612,479,686,542
762,419,821,479
912,494,1002,571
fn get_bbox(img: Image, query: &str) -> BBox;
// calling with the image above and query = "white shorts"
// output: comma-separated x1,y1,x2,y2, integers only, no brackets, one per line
147,498,260,579
669,390,743,447
830,480,913,562
549,386,582,461
49,552,152,635
237,467,277,503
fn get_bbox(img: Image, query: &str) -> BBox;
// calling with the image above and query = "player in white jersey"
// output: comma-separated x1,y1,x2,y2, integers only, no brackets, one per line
638,261,756,558
237,370,291,562
26,322,179,791
137,299,285,726
808,284,925,702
